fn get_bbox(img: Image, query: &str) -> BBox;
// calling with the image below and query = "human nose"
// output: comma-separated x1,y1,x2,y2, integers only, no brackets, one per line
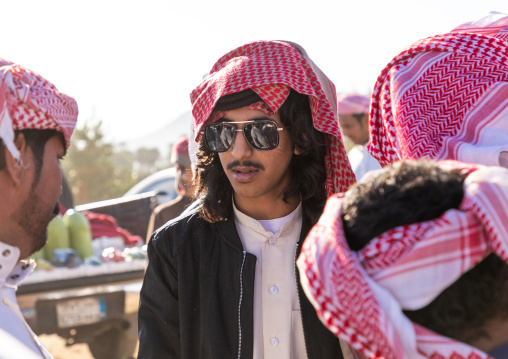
230,128,253,159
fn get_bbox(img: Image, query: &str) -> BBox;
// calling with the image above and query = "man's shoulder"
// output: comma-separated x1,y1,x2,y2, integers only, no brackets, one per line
153,196,193,223
153,206,203,237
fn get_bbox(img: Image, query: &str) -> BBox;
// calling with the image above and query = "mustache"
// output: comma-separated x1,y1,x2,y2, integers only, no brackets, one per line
227,160,264,171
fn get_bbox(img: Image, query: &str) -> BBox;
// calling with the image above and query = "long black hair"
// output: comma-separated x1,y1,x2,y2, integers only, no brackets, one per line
194,90,327,224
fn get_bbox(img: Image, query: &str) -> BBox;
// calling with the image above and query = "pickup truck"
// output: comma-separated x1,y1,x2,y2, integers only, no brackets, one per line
16,192,159,359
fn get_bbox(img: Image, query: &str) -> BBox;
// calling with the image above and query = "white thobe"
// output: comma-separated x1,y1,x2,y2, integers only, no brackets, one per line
234,202,307,359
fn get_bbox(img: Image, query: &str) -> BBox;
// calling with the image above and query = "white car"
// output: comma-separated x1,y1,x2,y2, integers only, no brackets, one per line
123,167,178,205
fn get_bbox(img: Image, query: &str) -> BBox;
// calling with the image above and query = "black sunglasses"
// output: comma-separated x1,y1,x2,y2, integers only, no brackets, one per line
203,120,290,152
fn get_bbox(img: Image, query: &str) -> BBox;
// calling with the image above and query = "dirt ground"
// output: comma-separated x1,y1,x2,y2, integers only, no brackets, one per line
40,334,139,359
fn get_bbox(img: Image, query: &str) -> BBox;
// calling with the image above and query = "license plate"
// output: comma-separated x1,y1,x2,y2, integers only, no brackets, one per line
56,297,105,328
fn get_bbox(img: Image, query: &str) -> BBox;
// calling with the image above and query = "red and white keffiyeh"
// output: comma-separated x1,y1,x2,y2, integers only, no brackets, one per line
297,162,508,359
190,40,355,194
368,12,508,168
0,59,78,160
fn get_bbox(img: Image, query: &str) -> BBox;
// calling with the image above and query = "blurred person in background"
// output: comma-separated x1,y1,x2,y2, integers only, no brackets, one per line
298,160,508,359
0,59,78,358
145,136,195,241
138,40,355,359
337,94,380,180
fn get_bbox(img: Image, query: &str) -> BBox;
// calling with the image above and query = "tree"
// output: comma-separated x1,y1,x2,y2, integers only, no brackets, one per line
135,148,160,178
61,120,137,205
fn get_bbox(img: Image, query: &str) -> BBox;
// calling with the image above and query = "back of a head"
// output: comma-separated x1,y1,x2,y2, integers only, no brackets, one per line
342,160,465,251
341,160,508,348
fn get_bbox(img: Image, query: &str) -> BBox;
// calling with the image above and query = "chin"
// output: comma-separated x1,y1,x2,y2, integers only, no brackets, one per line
31,230,49,256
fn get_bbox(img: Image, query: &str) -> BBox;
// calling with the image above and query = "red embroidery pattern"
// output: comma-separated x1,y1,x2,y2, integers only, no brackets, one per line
368,33,508,167
0,60,78,148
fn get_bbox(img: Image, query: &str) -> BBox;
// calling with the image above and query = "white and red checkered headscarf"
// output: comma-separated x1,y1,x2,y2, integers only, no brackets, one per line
297,161,508,359
0,59,78,161
368,12,508,168
190,40,355,194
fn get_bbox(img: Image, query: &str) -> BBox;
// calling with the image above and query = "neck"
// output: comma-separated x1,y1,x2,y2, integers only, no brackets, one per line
233,193,300,220
468,318,508,353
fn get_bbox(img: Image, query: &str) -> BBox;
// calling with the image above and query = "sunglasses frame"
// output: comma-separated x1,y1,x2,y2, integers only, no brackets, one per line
202,120,290,153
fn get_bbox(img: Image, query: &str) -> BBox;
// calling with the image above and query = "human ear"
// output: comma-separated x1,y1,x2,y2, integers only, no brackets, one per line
294,145,303,155
4,133,28,187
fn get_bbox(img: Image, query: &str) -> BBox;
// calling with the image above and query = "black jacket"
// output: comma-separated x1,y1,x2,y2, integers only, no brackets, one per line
138,207,344,359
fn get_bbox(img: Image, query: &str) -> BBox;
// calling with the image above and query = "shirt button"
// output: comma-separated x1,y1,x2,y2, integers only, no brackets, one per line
10,274,19,280
268,238,277,245
271,337,279,346
3,249,10,257
269,285,279,295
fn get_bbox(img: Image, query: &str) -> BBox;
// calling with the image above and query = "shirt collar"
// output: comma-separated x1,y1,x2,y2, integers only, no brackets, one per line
233,199,302,236
0,241,35,288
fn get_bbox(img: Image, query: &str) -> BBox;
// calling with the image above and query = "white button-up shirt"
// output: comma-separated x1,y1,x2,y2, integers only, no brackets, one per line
0,242,53,359
234,202,307,359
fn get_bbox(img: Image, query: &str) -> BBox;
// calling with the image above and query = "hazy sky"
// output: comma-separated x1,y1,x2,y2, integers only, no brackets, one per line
2,0,508,143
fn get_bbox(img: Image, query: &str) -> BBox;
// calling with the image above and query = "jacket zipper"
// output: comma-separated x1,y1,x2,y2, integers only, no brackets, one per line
237,251,246,359
295,242,310,359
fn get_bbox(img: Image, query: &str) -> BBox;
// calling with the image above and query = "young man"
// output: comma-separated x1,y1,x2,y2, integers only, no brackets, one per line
0,60,78,358
337,94,380,180
367,12,508,168
146,136,195,240
298,160,508,359
138,40,355,359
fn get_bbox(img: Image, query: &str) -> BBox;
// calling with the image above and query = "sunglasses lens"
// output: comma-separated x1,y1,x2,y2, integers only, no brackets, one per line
205,123,236,152
243,121,279,150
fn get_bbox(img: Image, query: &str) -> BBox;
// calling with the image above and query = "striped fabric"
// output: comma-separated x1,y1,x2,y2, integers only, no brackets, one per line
190,40,355,194
0,59,78,161
297,162,508,359
368,12,508,168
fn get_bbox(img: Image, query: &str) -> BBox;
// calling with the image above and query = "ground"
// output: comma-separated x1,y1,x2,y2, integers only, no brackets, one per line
40,334,139,359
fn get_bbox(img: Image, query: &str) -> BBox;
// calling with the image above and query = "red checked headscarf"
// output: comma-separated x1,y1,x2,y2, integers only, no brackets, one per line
170,136,191,167
297,161,508,359
190,40,355,194
0,59,78,161
368,12,508,168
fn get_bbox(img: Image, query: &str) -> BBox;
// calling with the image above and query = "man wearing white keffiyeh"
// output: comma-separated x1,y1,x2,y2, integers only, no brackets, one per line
0,59,78,359
368,12,508,168
297,160,508,359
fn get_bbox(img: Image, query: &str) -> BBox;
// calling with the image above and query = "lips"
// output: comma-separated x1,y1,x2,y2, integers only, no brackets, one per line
231,166,259,182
